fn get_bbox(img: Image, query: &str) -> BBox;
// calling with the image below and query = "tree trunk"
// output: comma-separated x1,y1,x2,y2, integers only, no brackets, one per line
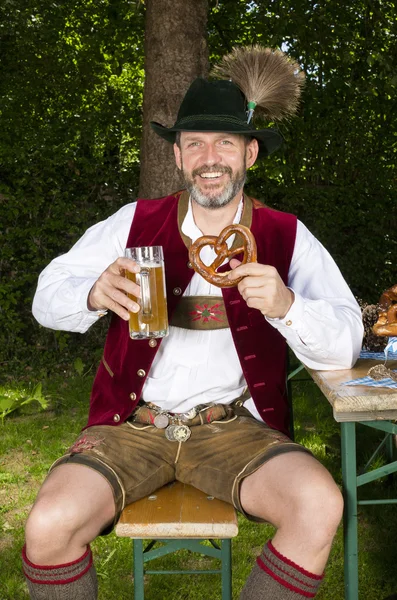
139,0,208,198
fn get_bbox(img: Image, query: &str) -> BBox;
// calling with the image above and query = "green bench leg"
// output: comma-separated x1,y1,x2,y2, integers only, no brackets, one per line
221,539,232,600
341,422,359,600
133,539,145,600
386,432,394,464
132,537,233,599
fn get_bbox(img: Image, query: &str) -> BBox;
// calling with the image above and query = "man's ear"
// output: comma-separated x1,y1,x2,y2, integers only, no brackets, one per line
174,143,182,170
246,138,259,169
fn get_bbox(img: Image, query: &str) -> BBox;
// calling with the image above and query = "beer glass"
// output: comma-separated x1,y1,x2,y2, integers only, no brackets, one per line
124,246,169,339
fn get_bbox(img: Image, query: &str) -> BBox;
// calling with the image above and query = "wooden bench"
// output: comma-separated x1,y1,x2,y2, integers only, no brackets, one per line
115,481,239,600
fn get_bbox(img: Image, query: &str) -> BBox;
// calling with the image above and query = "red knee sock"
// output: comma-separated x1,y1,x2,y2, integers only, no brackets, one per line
22,545,97,599
240,540,324,599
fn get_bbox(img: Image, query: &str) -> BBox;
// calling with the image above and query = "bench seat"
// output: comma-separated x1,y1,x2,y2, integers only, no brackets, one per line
115,481,239,600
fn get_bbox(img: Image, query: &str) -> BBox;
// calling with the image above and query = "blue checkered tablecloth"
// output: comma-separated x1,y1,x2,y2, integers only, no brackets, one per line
359,350,397,360
343,372,397,389
360,337,397,360
344,337,397,388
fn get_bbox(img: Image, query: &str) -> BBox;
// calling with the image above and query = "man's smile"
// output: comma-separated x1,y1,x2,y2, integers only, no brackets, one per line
199,171,225,179
192,165,232,184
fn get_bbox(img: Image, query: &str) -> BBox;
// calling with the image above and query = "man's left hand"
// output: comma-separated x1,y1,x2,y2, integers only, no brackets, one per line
228,258,294,319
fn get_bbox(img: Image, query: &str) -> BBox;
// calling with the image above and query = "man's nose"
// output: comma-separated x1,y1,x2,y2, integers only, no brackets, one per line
202,143,221,165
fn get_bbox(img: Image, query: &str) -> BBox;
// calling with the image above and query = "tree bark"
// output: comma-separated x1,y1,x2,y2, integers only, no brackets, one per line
139,0,209,198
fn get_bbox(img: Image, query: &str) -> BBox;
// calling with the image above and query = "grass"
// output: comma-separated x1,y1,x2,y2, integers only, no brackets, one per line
1,368,397,599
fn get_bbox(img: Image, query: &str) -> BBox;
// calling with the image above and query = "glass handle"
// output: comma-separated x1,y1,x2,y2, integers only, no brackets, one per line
139,268,152,317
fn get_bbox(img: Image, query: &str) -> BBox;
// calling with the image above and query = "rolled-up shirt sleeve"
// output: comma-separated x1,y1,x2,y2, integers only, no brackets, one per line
266,221,363,369
32,203,137,332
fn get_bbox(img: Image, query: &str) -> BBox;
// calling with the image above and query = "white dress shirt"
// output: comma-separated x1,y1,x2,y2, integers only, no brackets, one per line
32,198,363,421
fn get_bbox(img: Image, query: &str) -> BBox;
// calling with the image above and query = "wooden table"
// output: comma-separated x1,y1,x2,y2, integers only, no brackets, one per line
306,358,397,600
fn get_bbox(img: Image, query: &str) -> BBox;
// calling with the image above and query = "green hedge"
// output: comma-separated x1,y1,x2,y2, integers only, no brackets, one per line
247,179,396,303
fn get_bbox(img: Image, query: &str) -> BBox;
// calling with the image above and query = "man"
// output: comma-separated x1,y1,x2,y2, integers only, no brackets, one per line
23,49,363,600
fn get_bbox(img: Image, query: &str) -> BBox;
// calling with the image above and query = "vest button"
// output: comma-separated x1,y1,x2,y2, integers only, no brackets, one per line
130,392,137,401
234,399,243,407
137,369,146,377
173,287,182,295
187,261,193,269
149,339,157,347
113,414,121,423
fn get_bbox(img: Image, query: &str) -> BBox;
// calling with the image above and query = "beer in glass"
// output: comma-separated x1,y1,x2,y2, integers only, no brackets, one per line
125,246,169,339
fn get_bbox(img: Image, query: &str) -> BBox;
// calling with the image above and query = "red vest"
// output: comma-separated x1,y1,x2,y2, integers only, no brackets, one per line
87,192,297,435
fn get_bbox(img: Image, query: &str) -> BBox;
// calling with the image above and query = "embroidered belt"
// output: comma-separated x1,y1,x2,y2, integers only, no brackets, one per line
170,296,229,330
131,402,232,428
129,388,251,442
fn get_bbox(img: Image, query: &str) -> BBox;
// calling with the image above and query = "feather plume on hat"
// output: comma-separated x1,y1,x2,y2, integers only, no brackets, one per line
211,45,305,124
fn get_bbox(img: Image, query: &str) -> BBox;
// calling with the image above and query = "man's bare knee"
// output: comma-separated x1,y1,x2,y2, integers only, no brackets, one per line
26,497,78,561
240,451,343,538
289,476,343,543
25,463,115,564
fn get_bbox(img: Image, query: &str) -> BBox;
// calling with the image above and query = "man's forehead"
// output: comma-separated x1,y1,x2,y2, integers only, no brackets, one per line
180,131,244,142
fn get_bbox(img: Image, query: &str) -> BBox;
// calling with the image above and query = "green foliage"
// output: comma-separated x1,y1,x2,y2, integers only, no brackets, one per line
209,0,397,302
73,357,85,376
0,0,144,364
0,0,396,367
0,383,49,424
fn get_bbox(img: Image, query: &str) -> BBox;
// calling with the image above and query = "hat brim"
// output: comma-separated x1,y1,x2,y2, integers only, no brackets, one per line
150,120,283,157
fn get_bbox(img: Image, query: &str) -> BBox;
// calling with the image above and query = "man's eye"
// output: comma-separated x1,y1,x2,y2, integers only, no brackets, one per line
220,140,232,145
187,142,200,147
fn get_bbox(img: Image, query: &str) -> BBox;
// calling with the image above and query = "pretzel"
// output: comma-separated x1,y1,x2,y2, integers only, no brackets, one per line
188,224,257,288
372,284,397,336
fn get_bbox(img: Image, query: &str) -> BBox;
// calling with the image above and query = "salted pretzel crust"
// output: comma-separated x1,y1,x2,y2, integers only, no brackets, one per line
372,284,397,337
188,224,257,288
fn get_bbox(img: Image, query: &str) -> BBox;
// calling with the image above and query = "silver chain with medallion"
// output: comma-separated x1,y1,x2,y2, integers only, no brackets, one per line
152,406,199,442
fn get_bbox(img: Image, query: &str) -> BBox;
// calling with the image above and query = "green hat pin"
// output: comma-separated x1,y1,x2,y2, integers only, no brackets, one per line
247,101,257,124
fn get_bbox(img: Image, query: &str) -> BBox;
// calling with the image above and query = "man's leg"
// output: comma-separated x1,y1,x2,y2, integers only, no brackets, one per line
239,451,343,599
23,421,178,599
23,463,115,600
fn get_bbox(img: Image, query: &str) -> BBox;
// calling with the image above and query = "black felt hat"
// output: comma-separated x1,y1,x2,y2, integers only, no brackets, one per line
151,47,304,158
150,78,283,157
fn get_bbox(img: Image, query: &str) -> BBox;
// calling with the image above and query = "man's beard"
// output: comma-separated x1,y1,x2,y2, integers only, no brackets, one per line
182,161,247,210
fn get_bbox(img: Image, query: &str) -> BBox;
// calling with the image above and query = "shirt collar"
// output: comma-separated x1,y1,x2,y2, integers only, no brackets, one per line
181,196,244,243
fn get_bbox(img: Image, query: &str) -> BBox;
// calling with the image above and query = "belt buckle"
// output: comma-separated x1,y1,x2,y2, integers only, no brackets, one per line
165,424,191,442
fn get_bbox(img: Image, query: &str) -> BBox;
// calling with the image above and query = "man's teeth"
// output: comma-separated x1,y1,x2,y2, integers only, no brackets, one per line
200,172,223,178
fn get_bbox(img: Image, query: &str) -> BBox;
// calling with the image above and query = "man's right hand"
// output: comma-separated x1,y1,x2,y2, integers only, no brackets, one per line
87,258,141,320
